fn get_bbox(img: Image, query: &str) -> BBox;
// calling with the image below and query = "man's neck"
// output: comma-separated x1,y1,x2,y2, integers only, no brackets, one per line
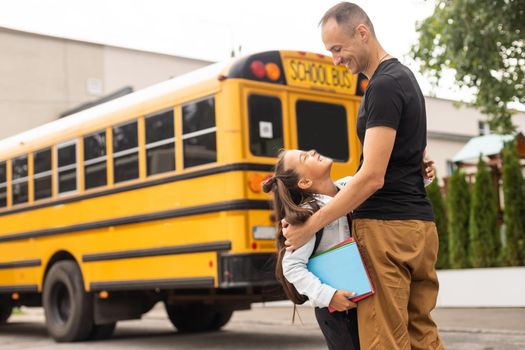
364,44,389,79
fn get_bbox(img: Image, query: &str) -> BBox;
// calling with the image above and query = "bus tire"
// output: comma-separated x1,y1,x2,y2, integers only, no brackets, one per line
43,261,94,342
0,302,12,324
89,322,117,340
165,302,233,333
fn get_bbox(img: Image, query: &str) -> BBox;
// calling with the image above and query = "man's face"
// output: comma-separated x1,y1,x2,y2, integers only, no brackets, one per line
321,18,368,74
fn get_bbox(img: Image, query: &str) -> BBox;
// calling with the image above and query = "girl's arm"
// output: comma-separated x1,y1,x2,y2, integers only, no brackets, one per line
281,237,336,308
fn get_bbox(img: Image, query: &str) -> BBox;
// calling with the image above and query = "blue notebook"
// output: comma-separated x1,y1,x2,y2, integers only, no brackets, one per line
307,238,374,302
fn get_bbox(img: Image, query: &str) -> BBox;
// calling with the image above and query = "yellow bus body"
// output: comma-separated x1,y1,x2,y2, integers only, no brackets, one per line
0,50,363,338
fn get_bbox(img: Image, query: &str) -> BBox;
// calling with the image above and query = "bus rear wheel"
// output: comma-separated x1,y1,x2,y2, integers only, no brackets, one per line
164,302,233,333
0,302,12,324
43,261,94,342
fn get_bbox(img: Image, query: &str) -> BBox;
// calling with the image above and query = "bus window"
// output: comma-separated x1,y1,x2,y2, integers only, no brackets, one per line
296,100,349,162
12,155,28,204
145,109,175,176
182,97,216,168
248,94,283,157
113,121,139,183
84,130,107,190
0,161,6,207
34,148,52,200
57,142,77,194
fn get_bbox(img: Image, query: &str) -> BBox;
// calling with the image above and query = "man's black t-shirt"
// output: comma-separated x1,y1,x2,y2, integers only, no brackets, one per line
353,58,434,221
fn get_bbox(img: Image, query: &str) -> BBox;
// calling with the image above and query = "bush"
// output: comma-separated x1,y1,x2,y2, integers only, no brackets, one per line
427,179,448,269
468,156,500,267
446,168,470,268
501,141,525,266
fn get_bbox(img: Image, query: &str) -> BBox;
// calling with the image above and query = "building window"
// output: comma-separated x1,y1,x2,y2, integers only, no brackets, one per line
248,94,283,157
182,97,217,168
145,109,175,176
296,100,349,162
12,155,28,205
0,161,6,207
57,141,77,194
113,121,139,183
84,130,107,190
478,120,490,136
34,148,52,200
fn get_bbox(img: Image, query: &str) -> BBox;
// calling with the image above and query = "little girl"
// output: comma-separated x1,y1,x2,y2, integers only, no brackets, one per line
263,149,435,350
263,149,360,350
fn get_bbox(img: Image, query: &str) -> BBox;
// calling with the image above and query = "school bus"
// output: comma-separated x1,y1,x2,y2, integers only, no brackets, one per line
0,50,365,342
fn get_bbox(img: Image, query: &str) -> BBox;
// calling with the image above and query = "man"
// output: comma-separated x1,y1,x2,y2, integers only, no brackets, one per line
282,3,444,349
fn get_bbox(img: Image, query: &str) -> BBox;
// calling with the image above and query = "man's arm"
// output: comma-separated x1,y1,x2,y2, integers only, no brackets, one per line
283,126,397,250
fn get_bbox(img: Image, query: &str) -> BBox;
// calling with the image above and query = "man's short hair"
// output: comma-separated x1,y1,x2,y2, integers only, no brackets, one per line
319,2,375,37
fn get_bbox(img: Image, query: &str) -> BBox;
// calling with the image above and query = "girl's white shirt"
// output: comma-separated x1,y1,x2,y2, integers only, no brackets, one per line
281,176,352,308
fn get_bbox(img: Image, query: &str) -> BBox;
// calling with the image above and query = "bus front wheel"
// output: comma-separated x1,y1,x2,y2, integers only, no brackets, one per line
0,301,12,324
43,261,94,342
164,302,233,333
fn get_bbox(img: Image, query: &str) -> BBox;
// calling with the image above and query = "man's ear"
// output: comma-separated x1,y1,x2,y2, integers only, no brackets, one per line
298,177,313,190
355,24,369,41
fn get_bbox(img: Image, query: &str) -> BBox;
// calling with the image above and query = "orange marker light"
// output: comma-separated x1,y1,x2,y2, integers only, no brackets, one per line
248,173,264,193
11,292,19,300
99,291,109,299
360,78,369,92
265,63,281,81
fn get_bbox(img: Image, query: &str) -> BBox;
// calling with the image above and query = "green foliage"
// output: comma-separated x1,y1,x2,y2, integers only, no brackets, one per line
446,168,470,268
501,141,525,265
468,156,500,267
410,0,525,134
426,179,449,269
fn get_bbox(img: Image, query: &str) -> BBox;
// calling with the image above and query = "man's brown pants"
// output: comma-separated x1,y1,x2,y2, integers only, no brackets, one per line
352,219,444,350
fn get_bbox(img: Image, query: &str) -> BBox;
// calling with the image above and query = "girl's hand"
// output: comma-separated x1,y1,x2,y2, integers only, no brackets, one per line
329,290,357,312
422,149,436,183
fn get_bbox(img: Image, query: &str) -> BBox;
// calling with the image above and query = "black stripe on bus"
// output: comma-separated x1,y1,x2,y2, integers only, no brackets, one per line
0,162,274,218
0,284,38,293
0,259,41,270
90,277,214,292
83,241,231,263
0,199,271,243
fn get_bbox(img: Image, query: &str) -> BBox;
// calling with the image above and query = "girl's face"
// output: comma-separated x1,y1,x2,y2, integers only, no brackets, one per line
283,149,333,189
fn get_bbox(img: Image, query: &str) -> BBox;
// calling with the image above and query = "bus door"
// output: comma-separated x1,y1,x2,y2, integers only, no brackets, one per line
288,93,361,178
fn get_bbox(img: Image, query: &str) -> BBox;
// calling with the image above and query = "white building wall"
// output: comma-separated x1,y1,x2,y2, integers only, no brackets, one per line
0,27,211,140
425,96,525,180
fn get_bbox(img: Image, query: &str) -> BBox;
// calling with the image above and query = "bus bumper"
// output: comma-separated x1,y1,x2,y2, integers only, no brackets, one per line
218,253,278,289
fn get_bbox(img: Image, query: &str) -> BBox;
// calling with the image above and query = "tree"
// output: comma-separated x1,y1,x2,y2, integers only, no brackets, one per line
410,0,525,134
468,156,500,267
501,140,525,265
446,168,470,268
427,179,449,269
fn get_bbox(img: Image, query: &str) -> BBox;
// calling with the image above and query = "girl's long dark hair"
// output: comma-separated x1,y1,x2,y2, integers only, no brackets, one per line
262,149,319,303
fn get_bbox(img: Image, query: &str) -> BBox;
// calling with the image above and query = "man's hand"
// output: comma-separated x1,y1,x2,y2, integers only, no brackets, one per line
282,219,314,251
329,290,357,312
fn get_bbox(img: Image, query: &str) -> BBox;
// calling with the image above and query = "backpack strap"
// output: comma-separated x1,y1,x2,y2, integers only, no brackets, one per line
311,228,324,256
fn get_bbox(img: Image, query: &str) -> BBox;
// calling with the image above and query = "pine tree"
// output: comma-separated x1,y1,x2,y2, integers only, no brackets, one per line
427,179,448,269
447,168,470,268
468,156,500,267
501,141,525,266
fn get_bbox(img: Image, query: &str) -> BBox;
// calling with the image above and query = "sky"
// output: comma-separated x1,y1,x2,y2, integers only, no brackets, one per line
0,0,475,101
